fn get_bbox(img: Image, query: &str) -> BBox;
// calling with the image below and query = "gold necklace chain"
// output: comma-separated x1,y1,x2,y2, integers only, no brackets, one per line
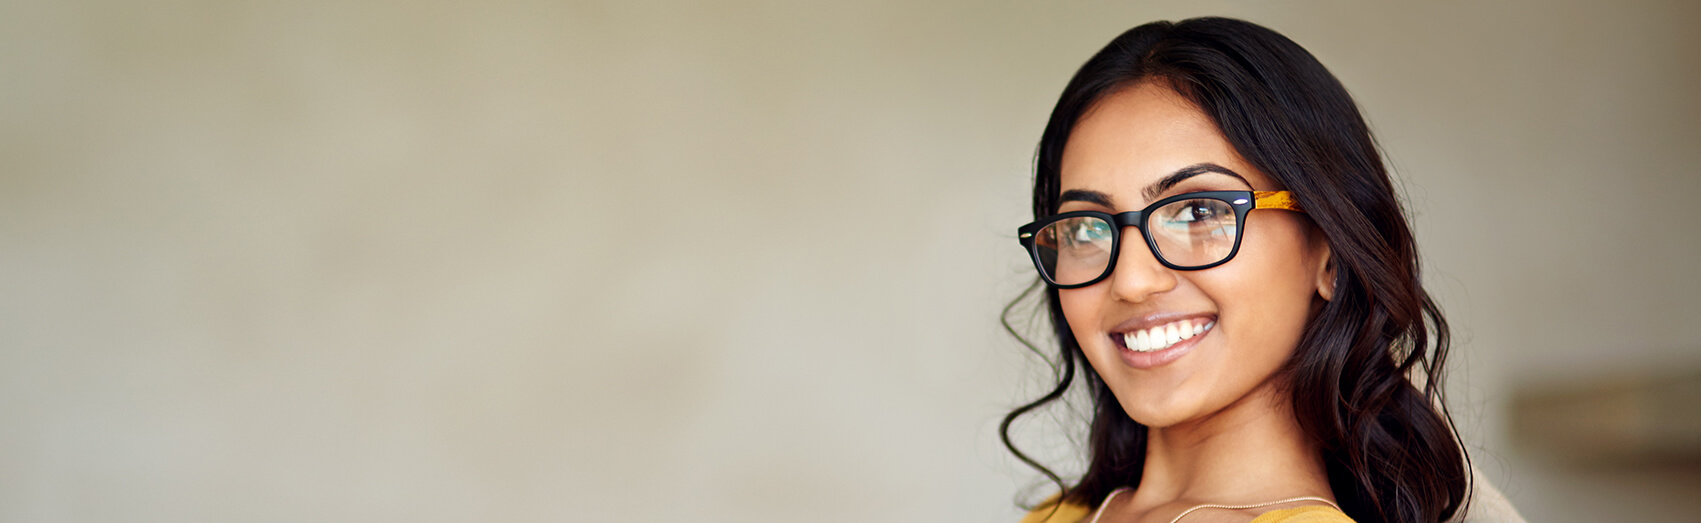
1165,496,1339,523
1085,489,1341,523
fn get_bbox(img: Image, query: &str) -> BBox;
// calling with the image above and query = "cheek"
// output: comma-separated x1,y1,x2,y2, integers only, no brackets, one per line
1056,288,1103,342
1215,221,1321,351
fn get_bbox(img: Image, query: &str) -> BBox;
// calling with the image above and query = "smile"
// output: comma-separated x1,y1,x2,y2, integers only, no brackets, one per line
1118,318,1214,352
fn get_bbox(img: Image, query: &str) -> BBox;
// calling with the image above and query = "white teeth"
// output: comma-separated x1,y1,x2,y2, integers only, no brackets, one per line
1122,318,1215,352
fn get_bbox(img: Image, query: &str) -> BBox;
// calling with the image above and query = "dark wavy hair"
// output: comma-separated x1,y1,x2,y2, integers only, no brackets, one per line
1000,17,1470,523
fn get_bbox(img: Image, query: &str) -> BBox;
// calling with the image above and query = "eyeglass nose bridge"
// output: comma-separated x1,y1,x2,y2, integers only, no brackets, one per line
1107,210,1162,265
1109,211,1146,230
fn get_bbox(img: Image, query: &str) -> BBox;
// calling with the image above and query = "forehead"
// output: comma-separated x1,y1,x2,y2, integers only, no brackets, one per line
1059,82,1271,207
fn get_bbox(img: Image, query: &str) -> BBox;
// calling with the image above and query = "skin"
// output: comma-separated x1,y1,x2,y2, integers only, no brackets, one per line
1057,81,1339,522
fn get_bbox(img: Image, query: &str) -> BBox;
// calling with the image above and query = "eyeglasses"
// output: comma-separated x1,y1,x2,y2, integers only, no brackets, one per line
1017,191,1305,288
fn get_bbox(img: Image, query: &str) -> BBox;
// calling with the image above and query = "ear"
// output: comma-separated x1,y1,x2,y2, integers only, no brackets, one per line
1314,241,1337,302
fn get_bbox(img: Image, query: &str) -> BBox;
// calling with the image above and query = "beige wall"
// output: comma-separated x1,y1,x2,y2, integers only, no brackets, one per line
2,1,1697,521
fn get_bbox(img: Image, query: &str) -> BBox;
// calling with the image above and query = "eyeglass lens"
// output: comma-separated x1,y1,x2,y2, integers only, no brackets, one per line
1033,196,1240,285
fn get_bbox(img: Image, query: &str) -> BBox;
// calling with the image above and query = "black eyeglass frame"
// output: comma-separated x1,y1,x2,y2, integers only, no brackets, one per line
1016,190,1304,289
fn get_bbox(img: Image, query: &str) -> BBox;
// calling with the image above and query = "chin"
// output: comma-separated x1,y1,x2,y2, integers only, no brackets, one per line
1114,386,1208,429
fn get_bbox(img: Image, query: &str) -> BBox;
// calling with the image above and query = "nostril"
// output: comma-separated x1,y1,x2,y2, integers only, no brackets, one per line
1106,248,1180,303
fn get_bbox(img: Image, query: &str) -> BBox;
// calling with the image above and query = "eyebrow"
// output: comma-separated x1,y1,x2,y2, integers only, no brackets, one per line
1057,163,1252,209
1145,163,1252,201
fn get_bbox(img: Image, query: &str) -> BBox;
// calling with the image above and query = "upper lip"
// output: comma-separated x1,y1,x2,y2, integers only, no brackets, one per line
1108,311,1218,335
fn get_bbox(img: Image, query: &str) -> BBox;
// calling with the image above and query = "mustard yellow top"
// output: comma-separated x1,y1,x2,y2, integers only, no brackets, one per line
1020,500,1353,523
1248,506,1355,523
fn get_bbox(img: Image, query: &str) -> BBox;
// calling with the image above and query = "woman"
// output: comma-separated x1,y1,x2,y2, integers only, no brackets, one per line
1003,18,1491,523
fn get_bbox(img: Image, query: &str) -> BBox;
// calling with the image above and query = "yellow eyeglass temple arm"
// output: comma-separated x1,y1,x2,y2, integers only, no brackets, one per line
1253,191,1304,212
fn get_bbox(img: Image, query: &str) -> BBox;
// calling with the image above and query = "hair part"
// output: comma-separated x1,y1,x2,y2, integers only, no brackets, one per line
1002,17,1470,523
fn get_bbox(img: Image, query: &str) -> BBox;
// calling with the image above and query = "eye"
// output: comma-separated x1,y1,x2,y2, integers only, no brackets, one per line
1181,203,1214,221
1155,198,1233,227
1175,201,1213,221
1040,216,1113,250
1074,219,1112,243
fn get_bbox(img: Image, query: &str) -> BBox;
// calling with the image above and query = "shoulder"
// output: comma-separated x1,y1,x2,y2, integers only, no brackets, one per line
1019,501,1093,523
1018,496,1093,523
1248,506,1356,523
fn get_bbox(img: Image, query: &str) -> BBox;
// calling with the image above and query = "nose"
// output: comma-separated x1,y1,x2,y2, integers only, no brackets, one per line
1107,232,1177,303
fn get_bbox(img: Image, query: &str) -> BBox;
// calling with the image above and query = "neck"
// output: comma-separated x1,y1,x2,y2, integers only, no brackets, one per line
1131,378,1333,506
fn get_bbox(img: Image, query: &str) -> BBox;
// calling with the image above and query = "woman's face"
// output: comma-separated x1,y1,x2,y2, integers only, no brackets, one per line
1057,81,1333,429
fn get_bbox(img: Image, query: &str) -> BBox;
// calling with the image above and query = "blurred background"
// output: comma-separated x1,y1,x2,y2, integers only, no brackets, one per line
3,0,1698,521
